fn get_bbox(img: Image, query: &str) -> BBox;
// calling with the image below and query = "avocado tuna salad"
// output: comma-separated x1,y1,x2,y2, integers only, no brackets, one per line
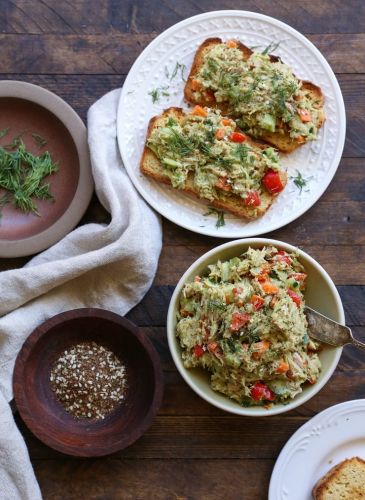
192,41,322,142
176,247,321,407
146,107,285,209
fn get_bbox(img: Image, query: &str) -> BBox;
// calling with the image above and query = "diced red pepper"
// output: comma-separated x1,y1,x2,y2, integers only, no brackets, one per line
194,345,205,358
275,251,292,265
252,340,270,360
298,109,312,123
262,169,284,194
262,282,279,294
250,382,275,402
227,39,238,48
191,105,208,117
230,312,250,332
287,288,301,307
243,191,261,207
180,309,193,317
229,132,246,143
290,273,307,282
250,294,265,310
232,286,243,296
207,342,218,352
215,128,225,140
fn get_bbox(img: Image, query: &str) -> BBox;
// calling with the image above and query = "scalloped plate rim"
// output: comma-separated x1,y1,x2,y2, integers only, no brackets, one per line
269,399,365,500
117,10,346,238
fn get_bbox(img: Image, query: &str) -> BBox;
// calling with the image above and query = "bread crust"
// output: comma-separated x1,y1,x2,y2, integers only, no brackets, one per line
312,457,365,499
184,38,325,153
140,107,287,220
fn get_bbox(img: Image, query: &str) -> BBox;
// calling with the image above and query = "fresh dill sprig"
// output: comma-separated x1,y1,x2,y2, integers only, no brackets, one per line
0,139,58,216
166,117,177,127
3,134,22,151
204,206,226,229
291,170,312,194
261,41,281,55
148,86,170,104
235,144,249,163
170,61,187,81
32,133,47,149
0,128,9,139
168,129,194,156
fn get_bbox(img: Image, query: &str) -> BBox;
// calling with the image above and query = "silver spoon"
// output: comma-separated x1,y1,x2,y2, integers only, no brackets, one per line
305,306,365,351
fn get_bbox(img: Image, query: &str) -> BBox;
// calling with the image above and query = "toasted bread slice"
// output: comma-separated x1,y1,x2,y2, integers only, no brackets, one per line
312,457,365,499
140,107,287,220
184,38,325,153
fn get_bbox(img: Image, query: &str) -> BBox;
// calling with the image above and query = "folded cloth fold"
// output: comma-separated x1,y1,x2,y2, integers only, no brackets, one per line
0,88,162,499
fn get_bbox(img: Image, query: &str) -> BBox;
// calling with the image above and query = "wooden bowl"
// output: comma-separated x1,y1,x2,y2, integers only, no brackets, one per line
13,308,164,457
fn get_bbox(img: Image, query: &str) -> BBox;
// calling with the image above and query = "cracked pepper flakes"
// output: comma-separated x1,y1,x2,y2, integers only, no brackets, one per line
50,341,127,420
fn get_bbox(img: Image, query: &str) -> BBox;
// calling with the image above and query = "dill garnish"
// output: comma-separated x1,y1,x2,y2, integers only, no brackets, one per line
207,299,226,311
291,170,312,194
235,144,249,163
3,134,22,151
204,206,226,229
0,139,58,215
0,128,9,139
148,86,170,104
169,129,194,156
32,133,47,149
170,61,186,81
166,117,177,127
261,41,281,55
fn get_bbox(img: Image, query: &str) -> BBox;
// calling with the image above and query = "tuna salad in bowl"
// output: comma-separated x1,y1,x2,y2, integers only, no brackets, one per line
167,239,344,416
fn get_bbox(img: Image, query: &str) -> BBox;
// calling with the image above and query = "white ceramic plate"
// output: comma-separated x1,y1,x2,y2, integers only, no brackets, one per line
117,10,346,238
269,399,365,499
0,80,93,257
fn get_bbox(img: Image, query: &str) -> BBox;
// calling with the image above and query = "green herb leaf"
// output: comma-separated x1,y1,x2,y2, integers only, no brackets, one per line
170,61,187,82
149,89,160,104
148,85,170,104
0,128,9,139
207,299,226,311
291,170,312,194
204,206,226,229
32,133,47,149
227,337,237,353
0,138,58,216
3,134,22,151
166,117,177,127
261,41,281,56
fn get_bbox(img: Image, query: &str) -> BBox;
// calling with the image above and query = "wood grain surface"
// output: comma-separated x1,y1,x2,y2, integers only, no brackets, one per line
1,1,364,499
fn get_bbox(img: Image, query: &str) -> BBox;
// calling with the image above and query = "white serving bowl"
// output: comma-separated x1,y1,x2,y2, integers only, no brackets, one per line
167,238,345,416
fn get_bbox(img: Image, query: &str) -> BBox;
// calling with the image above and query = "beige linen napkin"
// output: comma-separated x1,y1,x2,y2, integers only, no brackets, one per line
0,89,162,499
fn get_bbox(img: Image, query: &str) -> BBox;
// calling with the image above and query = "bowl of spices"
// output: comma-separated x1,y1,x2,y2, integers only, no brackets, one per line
13,308,163,457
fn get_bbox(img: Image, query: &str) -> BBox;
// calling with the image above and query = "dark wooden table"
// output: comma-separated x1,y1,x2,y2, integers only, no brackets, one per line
1,1,365,498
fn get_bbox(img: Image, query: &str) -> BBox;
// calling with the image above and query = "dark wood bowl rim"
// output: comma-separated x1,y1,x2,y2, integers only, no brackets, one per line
13,308,164,457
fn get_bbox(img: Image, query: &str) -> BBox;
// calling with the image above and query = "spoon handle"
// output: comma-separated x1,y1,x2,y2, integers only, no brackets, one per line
351,337,365,351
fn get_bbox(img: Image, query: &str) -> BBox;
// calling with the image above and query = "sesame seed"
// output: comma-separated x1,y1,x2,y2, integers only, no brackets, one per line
50,341,127,421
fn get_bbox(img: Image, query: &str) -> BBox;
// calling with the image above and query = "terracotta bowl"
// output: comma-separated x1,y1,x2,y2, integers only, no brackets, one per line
13,308,164,457
0,80,94,257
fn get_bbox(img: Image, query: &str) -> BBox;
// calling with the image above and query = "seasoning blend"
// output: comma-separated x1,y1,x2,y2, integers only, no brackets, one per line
50,341,127,420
